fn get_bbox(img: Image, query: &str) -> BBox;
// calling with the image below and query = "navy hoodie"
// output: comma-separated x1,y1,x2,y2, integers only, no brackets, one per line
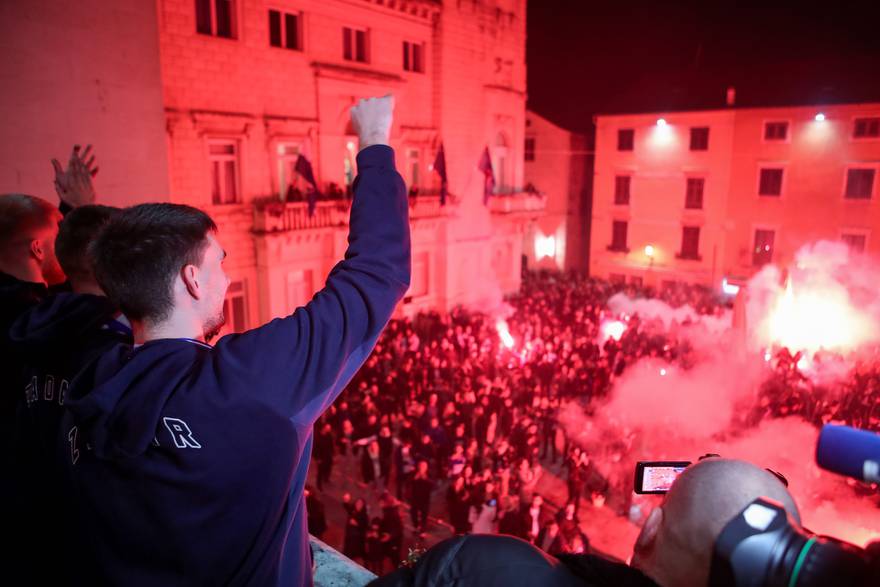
61,145,411,586
9,293,132,584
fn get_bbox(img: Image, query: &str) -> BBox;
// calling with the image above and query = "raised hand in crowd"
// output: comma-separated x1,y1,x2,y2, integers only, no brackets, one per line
52,144,98,208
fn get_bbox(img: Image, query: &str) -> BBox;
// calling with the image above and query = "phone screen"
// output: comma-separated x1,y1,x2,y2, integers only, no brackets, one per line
634,461,691,494
643,465,687,491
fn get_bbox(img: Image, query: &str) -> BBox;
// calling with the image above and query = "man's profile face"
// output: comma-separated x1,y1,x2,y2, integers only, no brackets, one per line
39,210,65,285
198,232,230,340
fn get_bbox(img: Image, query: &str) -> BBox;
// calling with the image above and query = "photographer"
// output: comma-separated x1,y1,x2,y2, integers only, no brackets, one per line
369,458,800,587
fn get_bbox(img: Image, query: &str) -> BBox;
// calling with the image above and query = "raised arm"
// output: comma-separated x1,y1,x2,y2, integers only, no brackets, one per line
217,96,411,425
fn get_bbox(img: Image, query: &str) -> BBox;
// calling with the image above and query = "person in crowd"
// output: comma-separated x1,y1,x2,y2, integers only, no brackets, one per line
556,502,581,545
379,493,404,572
537,519,566,554
314,421,335,491
343,494,370,563
3,146,98,579
523,493,547,544
304,485,327,540
410,459,434,534
59,96,410,586
362,439,384,491
497,495,525,538
446,475,472,534
366,517,386,574
468,482,498,534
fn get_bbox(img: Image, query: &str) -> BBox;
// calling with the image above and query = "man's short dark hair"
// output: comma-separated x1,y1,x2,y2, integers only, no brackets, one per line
0,193,58,253
56,205,119,282
92,203,217,322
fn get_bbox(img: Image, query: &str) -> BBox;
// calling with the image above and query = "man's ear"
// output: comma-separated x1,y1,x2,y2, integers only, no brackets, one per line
634,505,663,555
181,264,201,300
29,238,44,262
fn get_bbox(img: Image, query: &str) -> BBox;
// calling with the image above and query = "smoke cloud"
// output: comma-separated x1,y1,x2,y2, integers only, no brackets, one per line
562,241,880,555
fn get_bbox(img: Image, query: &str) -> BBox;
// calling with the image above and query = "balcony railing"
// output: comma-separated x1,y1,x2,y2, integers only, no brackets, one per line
253,200,349,233
311,535,375,586
487,190,547,214
409,192,448,219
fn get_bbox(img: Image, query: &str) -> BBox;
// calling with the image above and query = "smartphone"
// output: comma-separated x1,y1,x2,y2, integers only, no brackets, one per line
634,460,691,494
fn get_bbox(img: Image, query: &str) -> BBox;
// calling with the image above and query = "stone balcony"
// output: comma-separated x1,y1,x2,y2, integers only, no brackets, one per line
487,190,547,216
253,200,348,233
311,535,376,587
253,192,450,233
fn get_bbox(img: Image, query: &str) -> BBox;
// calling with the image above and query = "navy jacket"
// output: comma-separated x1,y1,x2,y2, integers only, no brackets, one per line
10,293,131,584
61,145,411,586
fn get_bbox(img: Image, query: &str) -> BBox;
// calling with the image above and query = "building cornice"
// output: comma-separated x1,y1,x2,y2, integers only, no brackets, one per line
311,61,405,84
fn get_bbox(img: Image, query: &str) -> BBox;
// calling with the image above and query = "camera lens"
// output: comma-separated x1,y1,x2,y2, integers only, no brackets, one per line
777,536,869,587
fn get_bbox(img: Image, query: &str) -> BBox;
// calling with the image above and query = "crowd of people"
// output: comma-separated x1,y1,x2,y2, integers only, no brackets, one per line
306,270,879,570
3,134,875,584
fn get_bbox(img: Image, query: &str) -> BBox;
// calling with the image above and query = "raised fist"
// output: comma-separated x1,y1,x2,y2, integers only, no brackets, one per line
350,95,394,150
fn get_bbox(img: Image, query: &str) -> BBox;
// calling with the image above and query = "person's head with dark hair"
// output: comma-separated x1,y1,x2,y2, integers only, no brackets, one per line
631,458,800,587
56,204,119,295
92,203,227,343
0,193,64,285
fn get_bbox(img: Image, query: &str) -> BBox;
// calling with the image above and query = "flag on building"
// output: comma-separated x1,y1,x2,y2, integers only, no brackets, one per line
433,143,448,206
295,154,320,216
478,146,495,205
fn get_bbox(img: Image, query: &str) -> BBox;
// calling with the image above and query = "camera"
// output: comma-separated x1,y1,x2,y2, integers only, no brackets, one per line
632,425,880,587
710,497,879,587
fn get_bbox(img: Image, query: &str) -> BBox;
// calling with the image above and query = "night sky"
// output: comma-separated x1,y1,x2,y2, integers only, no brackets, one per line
527,0,880,135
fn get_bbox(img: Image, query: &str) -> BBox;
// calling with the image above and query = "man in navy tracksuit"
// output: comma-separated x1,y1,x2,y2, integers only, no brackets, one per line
61,96,410,585
10,206,130,585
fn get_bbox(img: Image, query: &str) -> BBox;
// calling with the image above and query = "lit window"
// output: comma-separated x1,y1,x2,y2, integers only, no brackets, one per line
269,10,302,50
679,226,700,260
196,0,236,39
535,235,556,259
614,176,631,205
853,118,880,139
689,127,709,151
617,129,634,151
208,140,240,205
609,220,628,252
685,178,704,209
753,229,775,267
759,168,784,197
764,122,788,141
524,137,536,162
343,27,368,63
845,168,875,199
403,41,425,73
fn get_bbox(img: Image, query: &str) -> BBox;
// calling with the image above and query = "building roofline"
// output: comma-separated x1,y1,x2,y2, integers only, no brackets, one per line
593,100,880,120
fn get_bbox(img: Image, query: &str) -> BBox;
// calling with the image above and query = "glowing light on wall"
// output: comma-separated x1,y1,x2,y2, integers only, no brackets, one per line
649,117,675,148
721,277,740,296
644,244,655,259
814,113,826,122
602,320,626,342
535,234,556,259
496,319,515,349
